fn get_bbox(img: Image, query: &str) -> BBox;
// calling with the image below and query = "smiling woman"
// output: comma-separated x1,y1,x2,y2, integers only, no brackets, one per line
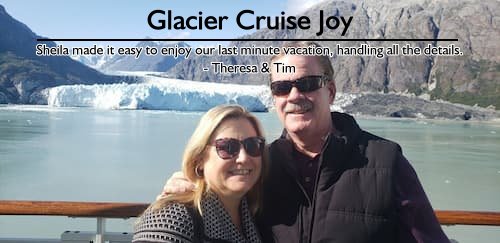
133,105,267,243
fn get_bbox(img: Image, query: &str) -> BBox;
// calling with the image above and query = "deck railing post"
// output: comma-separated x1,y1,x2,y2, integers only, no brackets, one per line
96,217,105,243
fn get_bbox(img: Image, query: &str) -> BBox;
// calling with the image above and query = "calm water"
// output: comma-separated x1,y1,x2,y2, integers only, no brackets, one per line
1,105,499,242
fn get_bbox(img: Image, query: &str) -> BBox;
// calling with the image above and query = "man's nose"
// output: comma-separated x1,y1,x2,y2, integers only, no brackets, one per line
287,86,304,101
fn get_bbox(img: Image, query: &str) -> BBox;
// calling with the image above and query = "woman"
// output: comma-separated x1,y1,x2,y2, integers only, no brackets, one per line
133,105,267,243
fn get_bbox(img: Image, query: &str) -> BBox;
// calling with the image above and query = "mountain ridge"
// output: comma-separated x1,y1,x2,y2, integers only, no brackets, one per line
0,4,125,104
1,1,498,109
166,0,499,109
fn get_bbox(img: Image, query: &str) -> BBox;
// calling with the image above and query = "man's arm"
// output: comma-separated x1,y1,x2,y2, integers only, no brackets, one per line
156,171,196,200
395,154,450,243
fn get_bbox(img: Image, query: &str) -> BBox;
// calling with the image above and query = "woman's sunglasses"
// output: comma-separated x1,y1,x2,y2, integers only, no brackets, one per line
212,136,265,160
270,75,327,96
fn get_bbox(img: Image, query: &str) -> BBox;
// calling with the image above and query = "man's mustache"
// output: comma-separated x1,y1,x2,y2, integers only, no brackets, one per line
284,100,313,113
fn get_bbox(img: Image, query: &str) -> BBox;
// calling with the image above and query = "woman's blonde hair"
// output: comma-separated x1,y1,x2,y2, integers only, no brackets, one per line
149,104,267,216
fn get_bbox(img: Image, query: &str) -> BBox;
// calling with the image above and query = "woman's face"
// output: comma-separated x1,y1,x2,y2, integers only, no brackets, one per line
201,117,263,201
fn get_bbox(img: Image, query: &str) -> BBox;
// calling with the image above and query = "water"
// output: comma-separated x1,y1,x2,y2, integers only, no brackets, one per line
1,105,499,242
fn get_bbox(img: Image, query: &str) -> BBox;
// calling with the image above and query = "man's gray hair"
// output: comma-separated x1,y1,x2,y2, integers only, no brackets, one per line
269,41,334,82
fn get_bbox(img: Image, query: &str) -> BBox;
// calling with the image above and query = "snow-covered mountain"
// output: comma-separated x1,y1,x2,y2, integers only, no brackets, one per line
98,40,189,72
69,40,189,73
70,53,114,70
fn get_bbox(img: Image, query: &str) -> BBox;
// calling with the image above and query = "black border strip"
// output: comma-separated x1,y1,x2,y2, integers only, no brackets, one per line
36,38,459,42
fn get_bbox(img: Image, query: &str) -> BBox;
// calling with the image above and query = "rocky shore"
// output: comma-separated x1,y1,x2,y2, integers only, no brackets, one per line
341,93,499,121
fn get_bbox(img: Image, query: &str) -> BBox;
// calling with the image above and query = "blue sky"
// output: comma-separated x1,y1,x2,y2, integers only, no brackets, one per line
1,0,323,47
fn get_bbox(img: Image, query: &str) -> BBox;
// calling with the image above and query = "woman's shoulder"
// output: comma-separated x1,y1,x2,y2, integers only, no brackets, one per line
133,202,197,243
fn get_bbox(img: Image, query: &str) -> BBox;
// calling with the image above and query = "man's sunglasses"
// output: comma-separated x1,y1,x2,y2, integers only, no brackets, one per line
270,75,328,96
212,136,265,160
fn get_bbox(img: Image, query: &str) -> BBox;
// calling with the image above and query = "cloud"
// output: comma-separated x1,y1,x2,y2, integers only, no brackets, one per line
286,0,326,15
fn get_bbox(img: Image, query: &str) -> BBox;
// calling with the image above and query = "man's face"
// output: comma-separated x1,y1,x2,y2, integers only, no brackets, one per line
271,55,336,136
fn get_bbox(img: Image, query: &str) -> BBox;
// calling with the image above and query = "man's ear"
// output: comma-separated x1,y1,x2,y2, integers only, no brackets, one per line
327,81,336,104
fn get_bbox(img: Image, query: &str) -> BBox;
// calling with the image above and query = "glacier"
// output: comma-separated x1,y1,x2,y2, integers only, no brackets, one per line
46,76,273,112
46,74,356,112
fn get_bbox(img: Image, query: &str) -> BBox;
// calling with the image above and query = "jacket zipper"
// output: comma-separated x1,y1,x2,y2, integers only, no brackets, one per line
306,134,333,243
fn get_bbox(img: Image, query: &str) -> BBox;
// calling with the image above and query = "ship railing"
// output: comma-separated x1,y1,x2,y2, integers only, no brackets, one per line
1,200,500,242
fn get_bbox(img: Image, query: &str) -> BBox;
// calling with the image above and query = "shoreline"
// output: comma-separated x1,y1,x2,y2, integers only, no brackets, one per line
2,103,500,124
351,113,500,125
341,93,499,121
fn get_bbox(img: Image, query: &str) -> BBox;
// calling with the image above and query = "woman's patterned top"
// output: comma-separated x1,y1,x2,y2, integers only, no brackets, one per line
133,192,262,243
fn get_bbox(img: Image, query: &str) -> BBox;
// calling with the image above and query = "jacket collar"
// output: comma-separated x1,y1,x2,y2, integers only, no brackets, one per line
278,112,362,151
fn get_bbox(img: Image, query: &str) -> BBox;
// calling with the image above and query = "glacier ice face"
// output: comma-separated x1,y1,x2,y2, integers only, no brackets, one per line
46,77,273,112
45,74,356,112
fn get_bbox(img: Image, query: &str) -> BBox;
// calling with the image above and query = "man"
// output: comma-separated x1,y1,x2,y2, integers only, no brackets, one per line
162,41,449,243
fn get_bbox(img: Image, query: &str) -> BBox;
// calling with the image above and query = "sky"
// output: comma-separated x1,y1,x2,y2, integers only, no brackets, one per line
1,0,325,47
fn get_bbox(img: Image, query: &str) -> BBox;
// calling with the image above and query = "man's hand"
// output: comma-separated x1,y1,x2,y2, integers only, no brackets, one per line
156,171,196,200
